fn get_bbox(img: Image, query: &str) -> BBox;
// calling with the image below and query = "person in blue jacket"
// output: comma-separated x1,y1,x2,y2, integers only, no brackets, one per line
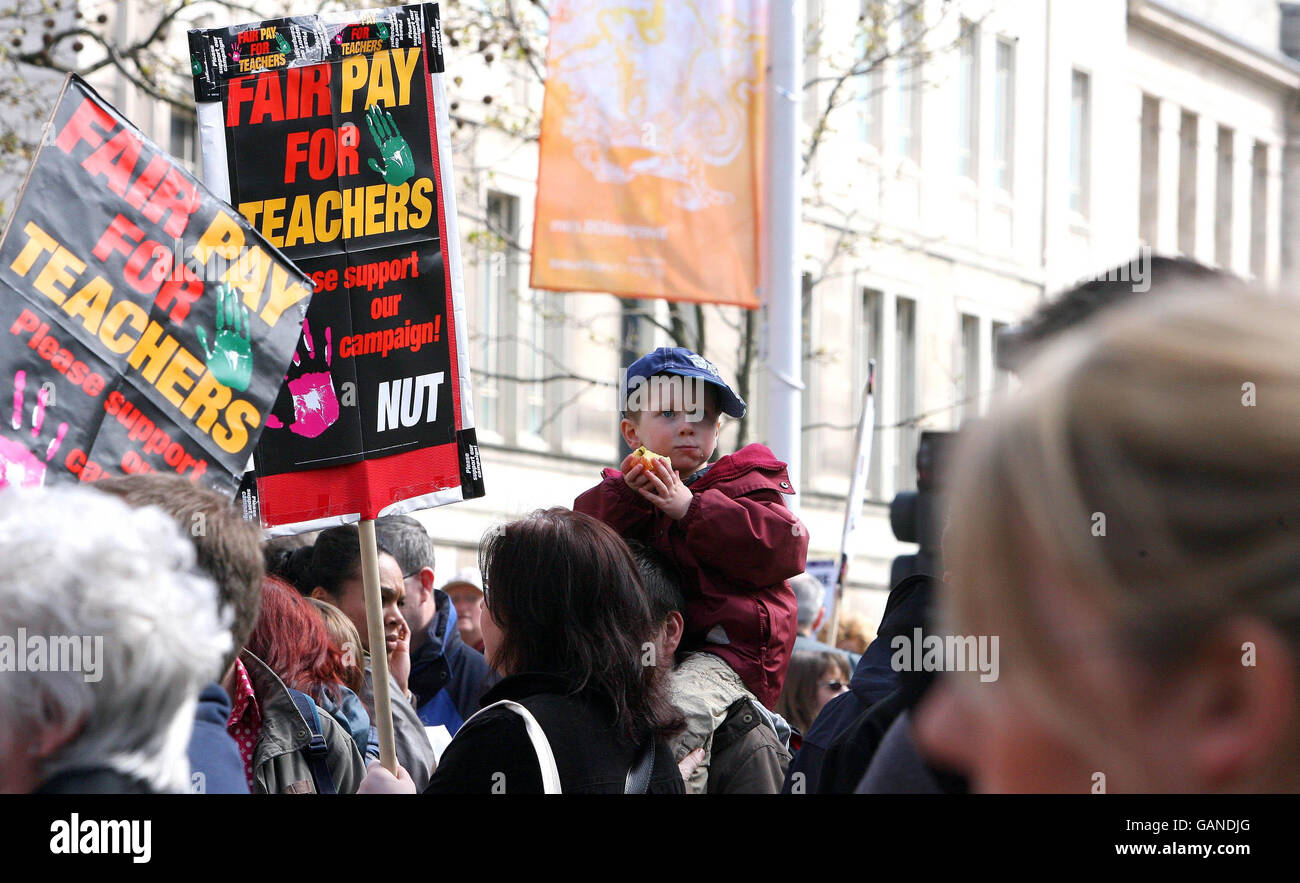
188,682,251,793
377,515,495,736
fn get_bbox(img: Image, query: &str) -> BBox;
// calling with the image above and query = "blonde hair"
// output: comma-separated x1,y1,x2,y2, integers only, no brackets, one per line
945,288,1300,746
307,596,365,693
835,612,874,654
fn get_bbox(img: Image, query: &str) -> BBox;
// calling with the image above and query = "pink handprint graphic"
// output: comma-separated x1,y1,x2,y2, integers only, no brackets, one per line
266,318,339,439
0,370,69,488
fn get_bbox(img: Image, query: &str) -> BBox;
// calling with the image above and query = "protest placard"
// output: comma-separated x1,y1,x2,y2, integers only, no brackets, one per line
190,2,482,534
0,75,313,494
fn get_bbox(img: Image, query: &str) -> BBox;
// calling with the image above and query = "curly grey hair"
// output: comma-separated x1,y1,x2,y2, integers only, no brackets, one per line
0,486,230,793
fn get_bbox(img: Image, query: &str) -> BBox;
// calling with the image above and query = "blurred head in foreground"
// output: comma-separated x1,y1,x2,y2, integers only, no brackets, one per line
0,486,229,793
994,254,1228,373
97,473,263,681
918,289,1300,792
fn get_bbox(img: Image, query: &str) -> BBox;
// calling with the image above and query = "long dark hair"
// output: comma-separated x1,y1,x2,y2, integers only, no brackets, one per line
480,508,684,746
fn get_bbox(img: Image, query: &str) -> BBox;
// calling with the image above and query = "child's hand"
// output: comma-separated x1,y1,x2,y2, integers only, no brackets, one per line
620,451,654,493
636,458,693,520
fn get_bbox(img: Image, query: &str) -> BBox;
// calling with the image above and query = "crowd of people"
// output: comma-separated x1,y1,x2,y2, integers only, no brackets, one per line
5,255,1300,793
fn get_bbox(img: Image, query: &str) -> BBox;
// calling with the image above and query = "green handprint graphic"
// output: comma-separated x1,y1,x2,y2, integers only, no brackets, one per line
365,104,415,186
197,284,254,392
191,53,204,77
376,23,390,41
274,33,292,56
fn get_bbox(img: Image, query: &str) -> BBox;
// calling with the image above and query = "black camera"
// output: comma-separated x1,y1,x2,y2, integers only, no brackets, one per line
888,430,958,587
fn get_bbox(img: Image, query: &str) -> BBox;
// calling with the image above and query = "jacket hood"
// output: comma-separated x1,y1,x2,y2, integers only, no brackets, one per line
194,681,233,725
849,575,934,704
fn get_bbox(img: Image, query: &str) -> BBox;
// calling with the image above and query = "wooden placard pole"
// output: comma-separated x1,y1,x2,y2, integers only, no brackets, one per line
358,518,398,774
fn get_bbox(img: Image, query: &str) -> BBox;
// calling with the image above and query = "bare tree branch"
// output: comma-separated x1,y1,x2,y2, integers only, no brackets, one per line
471,367,615,387
801,2,981,170
504,0,546,85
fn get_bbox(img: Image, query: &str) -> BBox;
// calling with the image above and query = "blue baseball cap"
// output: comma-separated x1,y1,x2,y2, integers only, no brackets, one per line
624,347,747,418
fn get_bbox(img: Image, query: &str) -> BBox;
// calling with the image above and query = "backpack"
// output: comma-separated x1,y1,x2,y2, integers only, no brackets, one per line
287,689,336,795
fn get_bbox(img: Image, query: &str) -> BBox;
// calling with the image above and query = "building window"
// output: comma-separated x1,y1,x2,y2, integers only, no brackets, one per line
860,288,884,499
856,0,884,150
1215,126,1234,268
478,192,519,437
1178,110,1197,257
858,64,884,150
803,0,822,130
991,320,1012,395
169,110,198,171
1139,95,1160,245
895,296,918,491
959,313,980,422
800,272,816,477
897,7,923,163
519,289,553,441
993,38,1015,194
1069,70,1091,218
957,20,979,181
1251,141,1267,278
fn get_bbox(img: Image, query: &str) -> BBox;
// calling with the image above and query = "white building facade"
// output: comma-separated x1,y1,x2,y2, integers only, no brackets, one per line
8,0,1297,626
418,0,1300,626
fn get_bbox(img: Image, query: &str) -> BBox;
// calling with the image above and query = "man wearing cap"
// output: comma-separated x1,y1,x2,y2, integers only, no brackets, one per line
574,347,807,718
440,567,486,653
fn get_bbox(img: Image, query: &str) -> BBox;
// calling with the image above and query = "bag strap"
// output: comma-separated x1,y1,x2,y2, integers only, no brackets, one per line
462,699,562,794
288,689,336,795
624,737,655,794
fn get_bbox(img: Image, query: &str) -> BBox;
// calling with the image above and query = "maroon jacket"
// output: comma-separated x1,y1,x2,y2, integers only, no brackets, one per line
574,444,808,709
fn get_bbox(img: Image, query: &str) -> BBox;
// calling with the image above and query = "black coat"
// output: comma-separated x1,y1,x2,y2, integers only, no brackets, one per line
36,768,155,794
784,574,935,793
424,672,684,794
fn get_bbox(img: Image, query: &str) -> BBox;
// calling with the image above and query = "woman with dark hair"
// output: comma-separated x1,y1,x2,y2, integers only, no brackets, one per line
246,577,375,758
263,540,315,595
362,507,686,793
307,526,410,695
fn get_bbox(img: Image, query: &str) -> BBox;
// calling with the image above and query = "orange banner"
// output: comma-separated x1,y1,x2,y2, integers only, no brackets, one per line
530,0,766,309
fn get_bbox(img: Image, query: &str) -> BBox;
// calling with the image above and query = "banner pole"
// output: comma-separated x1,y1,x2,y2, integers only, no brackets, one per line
359,518,398,775
761,0,805,511
827,361,875,647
